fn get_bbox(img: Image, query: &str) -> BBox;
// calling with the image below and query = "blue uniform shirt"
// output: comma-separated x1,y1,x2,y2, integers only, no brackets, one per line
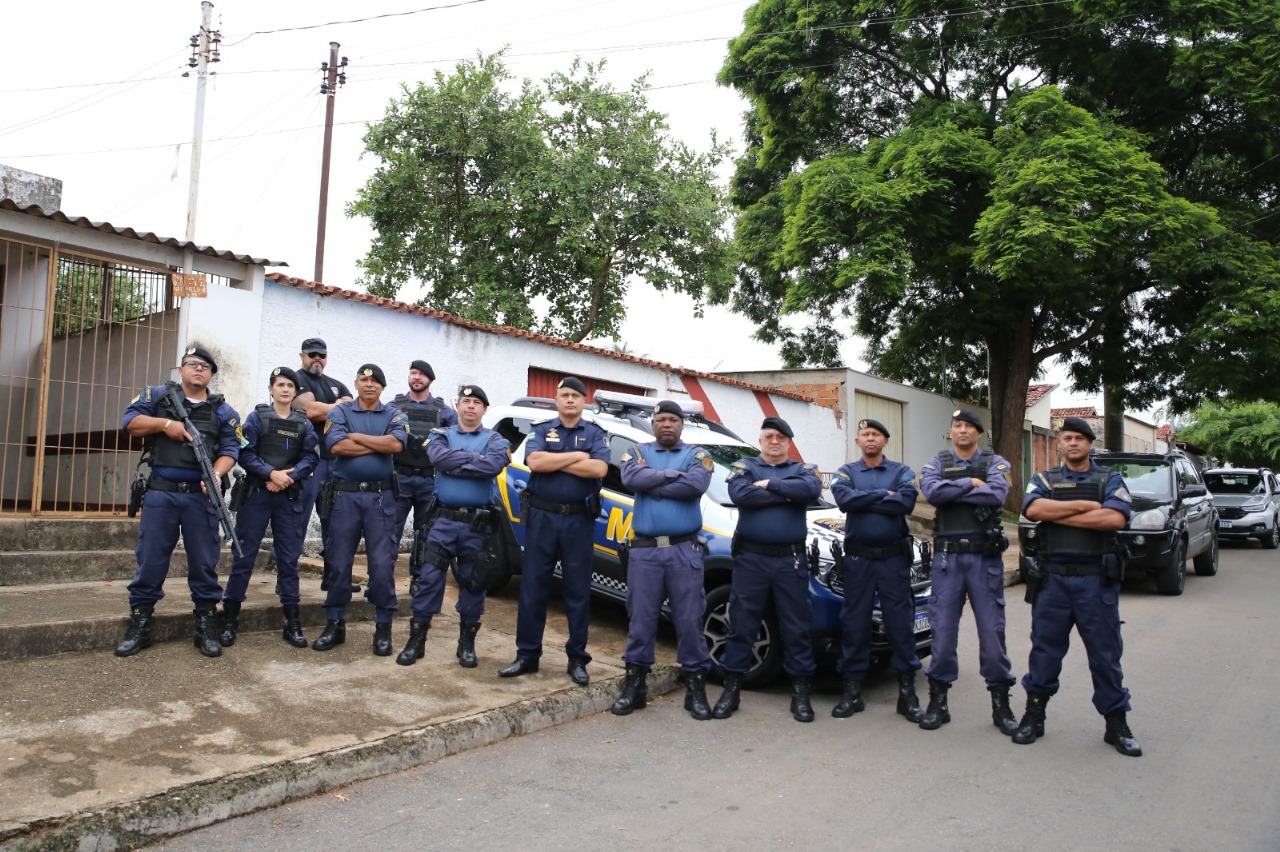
831,457,917,546
920,450,1011,509
620,441,712,537
325,399,408,482
426,425,510,507
524,416,609,503
122,385,241,483
1021,463,1132,520
238,407,319,483
727,456,822,545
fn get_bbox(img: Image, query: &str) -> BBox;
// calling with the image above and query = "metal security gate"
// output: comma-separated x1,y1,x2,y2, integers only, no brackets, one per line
0,236,179,515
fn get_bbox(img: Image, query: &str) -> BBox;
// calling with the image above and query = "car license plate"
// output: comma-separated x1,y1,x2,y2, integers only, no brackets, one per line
1219,520,1232,529
913,615,929,633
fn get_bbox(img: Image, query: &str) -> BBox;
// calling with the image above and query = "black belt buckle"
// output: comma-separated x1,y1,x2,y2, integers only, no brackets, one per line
176,481,195,493
556,503,572,515
358,481,372,492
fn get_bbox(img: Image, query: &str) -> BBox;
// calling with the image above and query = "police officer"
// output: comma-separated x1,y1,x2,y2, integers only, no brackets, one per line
1015,416,1141,757
291,337,353,591
711,417,823,723
220,367,319,649
312,365,408,655
830,419,924,723
392,360,458,585
115,345,241,658
918,409,1017,733
611,401,715,720
499,377,608,684
397,386,509,668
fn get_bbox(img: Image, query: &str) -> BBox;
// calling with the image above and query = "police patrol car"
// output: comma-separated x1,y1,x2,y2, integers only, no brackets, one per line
483,391,932,687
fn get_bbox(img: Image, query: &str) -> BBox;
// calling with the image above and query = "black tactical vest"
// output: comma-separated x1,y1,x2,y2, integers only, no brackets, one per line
253,403,307,470
933,449,998,536
394,395,445,469
150,384,222,470
1038,466,1116,561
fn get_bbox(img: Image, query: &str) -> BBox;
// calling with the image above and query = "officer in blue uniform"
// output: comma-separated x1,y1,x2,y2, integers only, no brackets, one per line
611,400,714,719
291,337,353,592
392,359,458,585
220,367,319,649
311,364,408,656
499,377,609,684
830,418,924,723
918,409,1017,733
396,385,509,669
711,416,823,723
115,345,241,659
1015,416,1141,757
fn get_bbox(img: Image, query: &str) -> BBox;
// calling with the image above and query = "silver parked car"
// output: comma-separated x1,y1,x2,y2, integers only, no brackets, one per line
1202,468,1280,549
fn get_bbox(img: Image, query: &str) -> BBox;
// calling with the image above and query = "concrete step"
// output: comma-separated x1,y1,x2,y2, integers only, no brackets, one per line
0,517,139,551
0,548,272,586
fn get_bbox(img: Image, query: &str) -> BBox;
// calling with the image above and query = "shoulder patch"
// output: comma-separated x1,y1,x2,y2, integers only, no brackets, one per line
831,471,849,482
324,421,331,434
391,411,409,425
996,462,1008,471
695,450,713,471
1025,481,1037,493
1115,486,1132,503
620,450,633,463
727,460,748,479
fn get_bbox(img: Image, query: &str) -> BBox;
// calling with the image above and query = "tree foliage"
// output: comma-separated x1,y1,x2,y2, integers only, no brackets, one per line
349,53,735,343
1181,401,1280,469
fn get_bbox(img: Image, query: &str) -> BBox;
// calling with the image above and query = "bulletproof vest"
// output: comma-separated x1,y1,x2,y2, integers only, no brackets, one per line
933,449,998,536
433,428,497,508
1038,466,1116,561
631,443,703,537
150,384,222,470
394,394,445,468
253,403,307,470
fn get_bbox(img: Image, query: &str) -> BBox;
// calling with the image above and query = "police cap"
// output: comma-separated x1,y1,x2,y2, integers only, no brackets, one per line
300,337,327,356
409,359,436,381
458,385,489,406
857,418,890,439
951,408,985,433
1060,416,1096,441
181,345,217,375
269,366,299,388
558,376,587,396
653,400,683,419
355,363,387,387
761,416,794,438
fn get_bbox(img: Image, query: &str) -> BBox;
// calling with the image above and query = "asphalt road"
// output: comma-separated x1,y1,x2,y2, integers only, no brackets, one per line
154,543,1279,851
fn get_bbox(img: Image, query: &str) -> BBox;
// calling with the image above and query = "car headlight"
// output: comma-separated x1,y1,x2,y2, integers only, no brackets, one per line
1241,501,1266,512
1129,508,1168,531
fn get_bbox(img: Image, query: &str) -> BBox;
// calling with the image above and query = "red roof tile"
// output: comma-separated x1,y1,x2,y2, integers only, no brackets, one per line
1051,406,1099,417
1026,383,1056,407
1157,424,1172,440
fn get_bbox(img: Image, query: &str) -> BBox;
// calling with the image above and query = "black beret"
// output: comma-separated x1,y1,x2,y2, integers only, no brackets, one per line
355,363,387,387
857,418,890,439
951,408,985,433
181,345,217,374
269,366,299,387
558,376,587,395
300,337,327,355
458,385,489,406
409,359,435,381
1060,416,1096,441
761,416,794,438
653,400,683,418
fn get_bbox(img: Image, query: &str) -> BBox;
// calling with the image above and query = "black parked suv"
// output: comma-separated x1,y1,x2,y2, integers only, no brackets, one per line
1020,450,1219,596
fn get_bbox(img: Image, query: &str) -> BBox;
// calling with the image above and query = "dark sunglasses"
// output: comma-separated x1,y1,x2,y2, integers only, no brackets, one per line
305,351,326,358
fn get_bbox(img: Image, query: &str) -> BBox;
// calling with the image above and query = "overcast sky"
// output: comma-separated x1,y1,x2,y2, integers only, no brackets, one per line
2,0,1119,415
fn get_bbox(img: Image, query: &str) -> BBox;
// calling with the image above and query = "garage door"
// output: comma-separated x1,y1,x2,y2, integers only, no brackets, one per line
853,391,904,453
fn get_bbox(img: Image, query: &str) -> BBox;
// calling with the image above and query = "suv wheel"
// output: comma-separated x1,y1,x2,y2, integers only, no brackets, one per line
1156,537,1187,596
703,583,784,688
1193,531,1219,577
1260,520,1280,550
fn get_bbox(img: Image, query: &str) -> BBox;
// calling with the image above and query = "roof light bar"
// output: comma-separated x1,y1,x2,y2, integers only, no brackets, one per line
593,390,704,417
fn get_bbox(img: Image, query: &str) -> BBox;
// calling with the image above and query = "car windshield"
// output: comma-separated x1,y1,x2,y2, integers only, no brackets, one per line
1109,460,1173,500
1204,472,1264,495
703,444,761,505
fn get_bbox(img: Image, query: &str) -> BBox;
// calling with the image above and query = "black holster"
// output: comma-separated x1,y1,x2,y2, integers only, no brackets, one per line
390,470,401,499
901,537,915,562
730,533,741,557
227,472,249,512
456,534,499,594
127,472,147,518
586,493,602,516
1103,547,1127,585
316,479,336,521
617,540,630,572
806,539,821,576
1022,557,1045,604
985,527,1010,556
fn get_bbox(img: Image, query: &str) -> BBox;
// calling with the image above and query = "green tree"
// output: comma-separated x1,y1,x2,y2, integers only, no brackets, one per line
53,258,155,338
350,53,735,343
1181,401,1280,469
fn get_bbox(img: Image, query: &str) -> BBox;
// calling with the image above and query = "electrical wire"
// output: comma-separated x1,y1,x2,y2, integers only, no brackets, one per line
221,0,492,46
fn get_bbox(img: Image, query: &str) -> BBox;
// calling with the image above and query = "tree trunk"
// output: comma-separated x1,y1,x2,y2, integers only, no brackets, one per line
987,320,1036,514
1101,308,1126,452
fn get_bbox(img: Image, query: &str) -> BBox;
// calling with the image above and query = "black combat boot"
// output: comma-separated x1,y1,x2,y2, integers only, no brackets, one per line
373,622,393,656
1103,711,1143,757
281,605,307,648
193,608,222,657
610,664,650,716
312,619,346,651
896,670,924,723
989,685,1018,736
218,600,241,647
919,677,952,730
712,672,743,720
790,676,815,723
831,680,865,718
456,622,480,668
684,670,712,721
396,619,429,666
1012,693,1050,744
114,605,155,657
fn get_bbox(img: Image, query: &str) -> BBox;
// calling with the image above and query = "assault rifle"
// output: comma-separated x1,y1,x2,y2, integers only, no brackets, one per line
164,386,243,559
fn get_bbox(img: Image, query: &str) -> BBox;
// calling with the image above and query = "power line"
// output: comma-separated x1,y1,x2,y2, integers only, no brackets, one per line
221,0,492,46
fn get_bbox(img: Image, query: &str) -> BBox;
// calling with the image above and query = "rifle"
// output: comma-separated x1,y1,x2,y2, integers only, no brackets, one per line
164,386,244,559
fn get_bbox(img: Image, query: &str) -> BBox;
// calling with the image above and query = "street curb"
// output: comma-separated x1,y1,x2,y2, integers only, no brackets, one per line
0,668,681,850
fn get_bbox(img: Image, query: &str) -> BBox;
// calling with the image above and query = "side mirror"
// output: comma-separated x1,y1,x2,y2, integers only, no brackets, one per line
1179,483,1207,499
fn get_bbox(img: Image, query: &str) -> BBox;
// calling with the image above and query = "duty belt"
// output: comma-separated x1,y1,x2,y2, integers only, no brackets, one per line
331,479,393,492
525,494,593,515
1042,562,1106,576
247,475,302,495
847,538,908,560
147,477,201,493
437,505,488,522
936,537,989,554
395,464,435,477
631,532,699,549
738,540,803,557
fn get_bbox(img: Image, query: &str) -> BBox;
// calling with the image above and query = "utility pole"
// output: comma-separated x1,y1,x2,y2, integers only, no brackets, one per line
183,1,220,274
314,43,347,283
